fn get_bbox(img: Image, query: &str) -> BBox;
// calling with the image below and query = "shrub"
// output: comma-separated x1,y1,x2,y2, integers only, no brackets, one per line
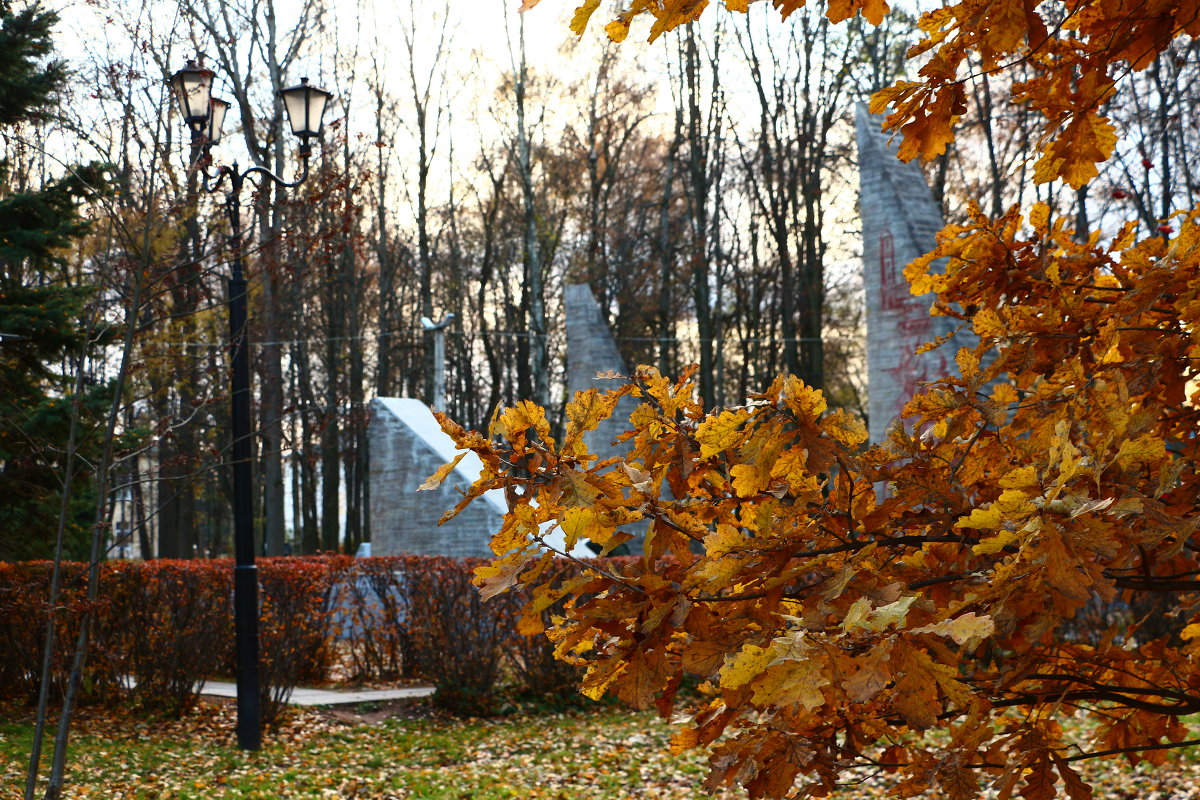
331,555,408,681
0,561,117,705
400,556,522,715
255,556,343,724
0,553,629,719
100,560,233,716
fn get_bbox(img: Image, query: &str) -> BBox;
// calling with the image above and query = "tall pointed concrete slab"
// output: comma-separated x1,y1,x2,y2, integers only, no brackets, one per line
564,283,642,461
855,104,960,444
564,283,645,555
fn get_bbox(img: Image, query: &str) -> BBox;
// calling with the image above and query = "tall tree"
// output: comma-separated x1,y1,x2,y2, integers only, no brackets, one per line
0,1,109,561
734,4,855,391
506,8,550,409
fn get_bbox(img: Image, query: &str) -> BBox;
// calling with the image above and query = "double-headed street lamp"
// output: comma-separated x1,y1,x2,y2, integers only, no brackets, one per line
169,58,333,751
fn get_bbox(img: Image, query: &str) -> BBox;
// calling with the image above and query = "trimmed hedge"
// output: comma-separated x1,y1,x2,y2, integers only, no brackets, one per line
102,559,233,715
0,554,626,718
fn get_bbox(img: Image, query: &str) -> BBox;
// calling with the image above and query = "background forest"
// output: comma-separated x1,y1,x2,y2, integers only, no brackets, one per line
3,0,1196,561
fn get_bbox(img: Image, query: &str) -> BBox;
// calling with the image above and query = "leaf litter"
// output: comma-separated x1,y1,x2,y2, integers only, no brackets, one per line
3,699,1199,799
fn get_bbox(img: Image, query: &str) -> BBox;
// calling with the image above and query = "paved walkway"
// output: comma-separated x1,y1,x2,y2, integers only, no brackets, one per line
199,680,435,706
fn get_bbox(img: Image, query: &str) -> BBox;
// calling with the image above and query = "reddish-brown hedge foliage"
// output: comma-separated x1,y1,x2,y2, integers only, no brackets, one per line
399,555,524,713
0,561,116,705
100,559,233,715
256,556,342,724
0,554,627,717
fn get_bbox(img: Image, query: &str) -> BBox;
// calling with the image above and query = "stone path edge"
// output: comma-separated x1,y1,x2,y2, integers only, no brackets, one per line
198,680,436,707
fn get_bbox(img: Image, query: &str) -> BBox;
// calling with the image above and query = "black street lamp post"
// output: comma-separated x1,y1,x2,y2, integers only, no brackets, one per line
168,59,332,751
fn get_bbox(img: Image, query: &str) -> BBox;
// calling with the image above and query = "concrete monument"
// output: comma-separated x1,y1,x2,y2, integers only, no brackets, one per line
369,398,583,557
369,397,506,558
564,283,642,461
855,104,962,444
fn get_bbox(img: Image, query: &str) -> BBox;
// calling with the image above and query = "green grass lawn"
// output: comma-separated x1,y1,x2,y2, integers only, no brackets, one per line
4,700,1200,799
2,700,729,800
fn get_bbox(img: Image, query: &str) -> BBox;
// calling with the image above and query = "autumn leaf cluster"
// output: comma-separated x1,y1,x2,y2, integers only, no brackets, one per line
422,1,1200,798
431,199,1200,798
537,0,1197,188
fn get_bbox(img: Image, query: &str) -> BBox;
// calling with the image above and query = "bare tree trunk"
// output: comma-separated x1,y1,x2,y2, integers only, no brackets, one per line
659,116,682,377
40,161,152,796
681,28,717,409
509,10,549,407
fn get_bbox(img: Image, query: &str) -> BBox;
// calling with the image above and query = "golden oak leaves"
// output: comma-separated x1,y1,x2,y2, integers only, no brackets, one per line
870,81,965,161
1031,113,1117,188
827,0,889,25
554,0,891,43
543,0,1196,183
695,407,751,459
871,0,1179,184
562,386,625,458
438,211,1200,800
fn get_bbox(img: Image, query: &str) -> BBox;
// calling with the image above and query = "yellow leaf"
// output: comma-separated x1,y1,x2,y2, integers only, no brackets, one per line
564,387,620,448
1029,202,1052,230
911,612,995,646
517,610,545,637
1033,115,1118,188
704,523,745,558
973,307,1006,338
569,0,601,36
958,488,1035,531
473,550,535,600
862,0,889,24
780,376,827,422
826,0,889,24
958,505,1003,531
771,447,823,498
493,399,553,446
845,596,916,633
842,597,873,631
695,408,751,459
823,409,868,447
751,660,830,711
560,506,601,549
491,503,538,556
998,465,1038,490
418,452,466,491
955,347,979,381
972,527,1020,556
581,656,626,700
719,642,773,690
559,470,599,507
670,726,699,755
604,18,630,42
1115,434,1166,469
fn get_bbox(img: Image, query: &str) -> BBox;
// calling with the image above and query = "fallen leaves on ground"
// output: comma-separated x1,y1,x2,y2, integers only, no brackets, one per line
2,699,1199,799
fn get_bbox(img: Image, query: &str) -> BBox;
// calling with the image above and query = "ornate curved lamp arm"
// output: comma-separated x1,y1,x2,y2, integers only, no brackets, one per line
238,159,311,191
201,164,231,195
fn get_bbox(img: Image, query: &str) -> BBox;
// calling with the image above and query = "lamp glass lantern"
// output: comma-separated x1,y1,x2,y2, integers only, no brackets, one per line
207,97,230,145
278,77,332,154
169,60,215,134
